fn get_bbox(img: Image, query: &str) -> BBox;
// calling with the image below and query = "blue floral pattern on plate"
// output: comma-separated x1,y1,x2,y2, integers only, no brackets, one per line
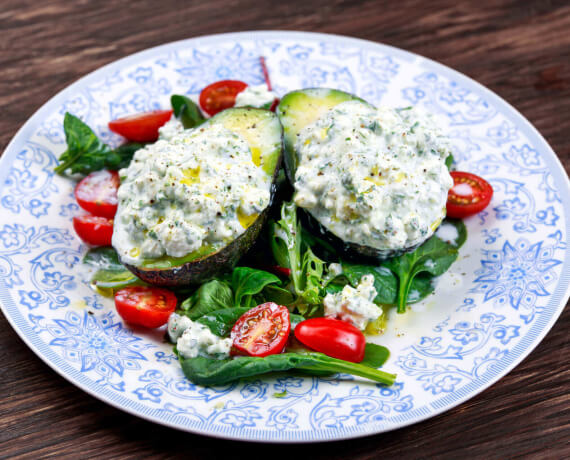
0,31,568,442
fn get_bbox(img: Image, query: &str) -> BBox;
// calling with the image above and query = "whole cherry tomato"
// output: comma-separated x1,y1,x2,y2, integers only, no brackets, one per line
295,317,366,363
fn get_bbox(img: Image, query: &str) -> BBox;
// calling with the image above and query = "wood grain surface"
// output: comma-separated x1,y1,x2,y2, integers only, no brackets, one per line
1,0,569,458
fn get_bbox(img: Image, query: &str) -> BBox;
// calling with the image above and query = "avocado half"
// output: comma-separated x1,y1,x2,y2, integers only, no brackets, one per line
123,108,283,286
277,88,427,261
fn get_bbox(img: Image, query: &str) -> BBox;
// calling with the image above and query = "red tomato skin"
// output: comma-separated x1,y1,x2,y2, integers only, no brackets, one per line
446,171,493,219
114,286,177,328
295,317,366,363
108,109,173,142
74,170,119,218
230,302,290,357
199,80,248,116
72,215,113,246
269,98,280,112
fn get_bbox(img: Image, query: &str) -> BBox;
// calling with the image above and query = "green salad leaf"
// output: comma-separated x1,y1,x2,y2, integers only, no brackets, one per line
180,351,396,386
55,113,143,176
231,267,281,308
269,202,326,315
326,219,467,312
171,94,205,129
179,280,234,319
383,234,459,313
360,343,390,368
83,247,145,290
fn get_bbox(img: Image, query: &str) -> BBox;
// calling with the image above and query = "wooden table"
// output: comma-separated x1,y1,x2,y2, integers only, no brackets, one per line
1,0,568,457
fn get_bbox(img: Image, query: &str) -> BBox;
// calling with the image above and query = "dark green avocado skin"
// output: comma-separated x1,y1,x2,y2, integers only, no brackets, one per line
126,206,273,286
121,107,283,286
277,88,428,262
301,210,422,263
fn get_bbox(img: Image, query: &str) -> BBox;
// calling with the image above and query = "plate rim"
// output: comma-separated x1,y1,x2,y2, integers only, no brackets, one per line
0,30,569,443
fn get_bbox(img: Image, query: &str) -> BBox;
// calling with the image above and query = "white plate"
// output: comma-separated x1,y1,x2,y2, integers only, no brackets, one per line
0,31,568,442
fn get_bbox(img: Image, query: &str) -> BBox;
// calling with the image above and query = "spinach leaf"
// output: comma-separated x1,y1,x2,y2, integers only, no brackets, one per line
171,95,205,129
55,113,144,176
261,284,295,306
91,269,145,290
360,343,390,368
436,218,467,248
196,307,305,337
83,247,124,271
232,267,281,308
180,352,396,386
83,247,145,290
179,280,234,319
195,307,251,337
383,236,458,313
341,263,398,305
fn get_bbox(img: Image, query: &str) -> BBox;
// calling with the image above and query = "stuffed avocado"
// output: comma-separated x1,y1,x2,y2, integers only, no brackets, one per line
277,88,454,260
112,108,282,286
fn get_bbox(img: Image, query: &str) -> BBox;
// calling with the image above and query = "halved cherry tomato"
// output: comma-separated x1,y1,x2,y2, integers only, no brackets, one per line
114,286,177,328
108,109,173,142
295,317,366,363
230,302,290,357
74,170,119,218
73,214,113,246
446,171,493,219
199,80,248,117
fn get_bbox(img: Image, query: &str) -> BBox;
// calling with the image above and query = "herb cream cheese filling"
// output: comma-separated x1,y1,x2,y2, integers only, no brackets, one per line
113,123,272,266
293,101,453,250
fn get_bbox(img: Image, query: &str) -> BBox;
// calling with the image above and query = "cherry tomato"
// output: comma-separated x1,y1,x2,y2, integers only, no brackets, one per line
74,170,119,218
199,80,248,117
73,215,113,246
108,109,173,142
230,302,290,357
446,171,493,219
114,286,177,328
262,265,291,278
269,98,280,112
295,317,366,363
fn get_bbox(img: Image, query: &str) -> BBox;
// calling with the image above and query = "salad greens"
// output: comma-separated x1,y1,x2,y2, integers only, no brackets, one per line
180,349,396,386
170,94,205,129
179,279,234,319
83,247,146,291
231,267,281,308
270,202,325,315
269,202,466,314
55,113,144,176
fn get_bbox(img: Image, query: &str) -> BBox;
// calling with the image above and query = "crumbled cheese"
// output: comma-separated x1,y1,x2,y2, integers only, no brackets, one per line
323,274,382,330
176,319,232,359
234,84,277,108
158,117,184,141
294,101,453,251
167,313,193,342
328,263,343,277
436,222,460,245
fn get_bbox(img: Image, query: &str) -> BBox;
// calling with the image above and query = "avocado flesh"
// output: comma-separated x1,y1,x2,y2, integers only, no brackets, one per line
277,88,429,261
124,107,282,286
